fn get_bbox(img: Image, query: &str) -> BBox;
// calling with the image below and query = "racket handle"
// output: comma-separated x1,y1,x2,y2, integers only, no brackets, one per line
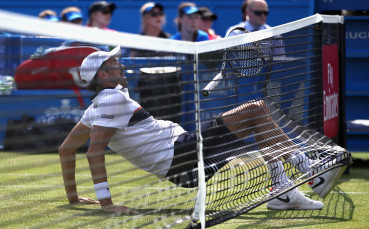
201,72,223,97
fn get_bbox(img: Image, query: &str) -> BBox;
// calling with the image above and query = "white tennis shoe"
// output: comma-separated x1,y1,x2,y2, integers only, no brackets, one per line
267,187,324,210
308,148,347,198
308,164,347,198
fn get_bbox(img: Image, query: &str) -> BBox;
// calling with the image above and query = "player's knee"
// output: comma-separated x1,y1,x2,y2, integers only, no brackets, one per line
58,144,66,156
240,100,268,117
250,100,267,110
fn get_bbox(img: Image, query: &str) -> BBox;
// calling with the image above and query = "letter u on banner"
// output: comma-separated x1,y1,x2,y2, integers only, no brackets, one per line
322,44,339,138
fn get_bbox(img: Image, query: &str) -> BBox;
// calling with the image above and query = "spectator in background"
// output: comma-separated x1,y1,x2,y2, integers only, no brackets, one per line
224,0,284,57
198,7,221,40
38,9,59,22
60,7,84,25
87,1,116,31
170,2,209,42
244,0,269,32
245,0,285,57
225,0,248,36
130,2,171,57
133,3,180,125
139,2,170,38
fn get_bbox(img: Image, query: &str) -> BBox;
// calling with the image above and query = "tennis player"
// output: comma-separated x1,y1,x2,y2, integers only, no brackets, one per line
59,47,343,213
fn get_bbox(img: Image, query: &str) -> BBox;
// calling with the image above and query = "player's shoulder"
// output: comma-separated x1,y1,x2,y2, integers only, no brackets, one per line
95,87,128,104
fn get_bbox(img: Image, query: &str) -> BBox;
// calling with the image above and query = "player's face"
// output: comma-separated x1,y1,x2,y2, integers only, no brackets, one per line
102,57,127,88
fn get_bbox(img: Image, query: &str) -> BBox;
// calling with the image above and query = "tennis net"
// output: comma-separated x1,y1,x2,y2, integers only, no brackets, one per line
0,11,351,228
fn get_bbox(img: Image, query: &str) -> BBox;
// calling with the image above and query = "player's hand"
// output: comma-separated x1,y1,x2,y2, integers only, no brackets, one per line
101,204,139,214
75,197,100,204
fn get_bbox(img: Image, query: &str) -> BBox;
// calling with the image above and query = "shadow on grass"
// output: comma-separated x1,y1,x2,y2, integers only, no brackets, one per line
234,186,355,228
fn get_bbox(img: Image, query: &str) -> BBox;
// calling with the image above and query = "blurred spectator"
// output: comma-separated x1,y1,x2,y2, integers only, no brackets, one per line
246,0,285,56
198,7,221,40
60,7,84,25
245,0,269,31
225,0,248,36
169,2,209,42
38,9,59,22
87,1,116,31
131,2,171,57
134,3,181,124
139,2,170,38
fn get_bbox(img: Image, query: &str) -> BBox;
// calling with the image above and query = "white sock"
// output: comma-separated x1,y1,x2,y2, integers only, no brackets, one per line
288,151,312,174
267,161,290,190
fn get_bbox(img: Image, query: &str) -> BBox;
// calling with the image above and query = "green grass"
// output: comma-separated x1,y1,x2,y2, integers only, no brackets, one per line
0,152,368,228
351,152,369,160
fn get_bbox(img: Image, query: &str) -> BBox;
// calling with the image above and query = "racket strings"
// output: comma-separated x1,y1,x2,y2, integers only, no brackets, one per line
225,44,264,76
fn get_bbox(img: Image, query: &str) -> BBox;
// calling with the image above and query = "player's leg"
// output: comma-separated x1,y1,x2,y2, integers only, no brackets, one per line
166,99,295,188
220,100,323,210
221,100,294,160
165,132,199,188
226,100,347,199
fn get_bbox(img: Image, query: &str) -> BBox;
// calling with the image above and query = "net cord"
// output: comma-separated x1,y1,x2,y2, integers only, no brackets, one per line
197,14,342,54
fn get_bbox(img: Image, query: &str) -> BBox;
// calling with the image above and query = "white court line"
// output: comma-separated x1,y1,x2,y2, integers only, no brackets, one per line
304,191,369,195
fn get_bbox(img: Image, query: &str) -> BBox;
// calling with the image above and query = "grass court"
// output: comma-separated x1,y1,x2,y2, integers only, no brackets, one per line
0,152,368,228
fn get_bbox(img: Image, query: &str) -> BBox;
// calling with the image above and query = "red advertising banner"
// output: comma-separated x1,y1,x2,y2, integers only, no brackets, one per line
322,44,339,138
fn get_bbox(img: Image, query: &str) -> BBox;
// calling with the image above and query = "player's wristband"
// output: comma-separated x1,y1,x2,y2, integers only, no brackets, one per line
93,182,111,200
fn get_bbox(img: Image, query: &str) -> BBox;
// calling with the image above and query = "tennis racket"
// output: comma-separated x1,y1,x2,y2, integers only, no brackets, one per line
201,27,265,97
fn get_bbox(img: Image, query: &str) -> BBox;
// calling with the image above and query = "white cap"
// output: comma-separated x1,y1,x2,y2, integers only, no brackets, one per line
80,46,122,84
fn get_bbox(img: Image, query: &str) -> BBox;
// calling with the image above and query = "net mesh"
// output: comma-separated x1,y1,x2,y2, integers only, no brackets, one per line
0,11,351,228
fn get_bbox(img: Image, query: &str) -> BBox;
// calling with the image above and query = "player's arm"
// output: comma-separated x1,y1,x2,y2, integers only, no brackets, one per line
87,125,138,214
58,121,95,204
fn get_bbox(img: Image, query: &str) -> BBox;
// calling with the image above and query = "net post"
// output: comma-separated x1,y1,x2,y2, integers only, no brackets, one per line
190,51,206,229
338,16,347,149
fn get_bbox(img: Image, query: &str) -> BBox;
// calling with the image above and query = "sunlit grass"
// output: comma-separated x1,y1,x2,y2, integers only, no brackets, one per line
0,152,368,228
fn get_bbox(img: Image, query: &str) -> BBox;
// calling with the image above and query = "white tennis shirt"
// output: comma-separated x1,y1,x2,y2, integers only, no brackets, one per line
81,84,186,178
